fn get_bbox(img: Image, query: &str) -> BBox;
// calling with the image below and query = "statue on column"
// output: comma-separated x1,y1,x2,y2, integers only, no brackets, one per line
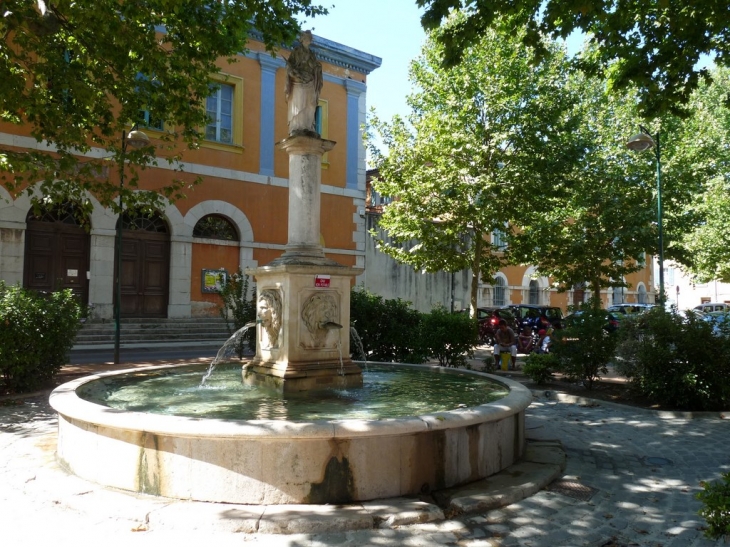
285,30,323,136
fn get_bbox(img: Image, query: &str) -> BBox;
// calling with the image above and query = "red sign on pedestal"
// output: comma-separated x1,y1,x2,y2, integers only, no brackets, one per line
314,275,331,288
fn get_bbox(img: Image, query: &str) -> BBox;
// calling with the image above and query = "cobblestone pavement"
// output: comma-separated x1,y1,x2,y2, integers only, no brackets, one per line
1,391,728,546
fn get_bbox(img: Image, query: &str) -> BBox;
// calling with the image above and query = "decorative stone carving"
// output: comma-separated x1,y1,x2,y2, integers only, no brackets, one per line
284,30,322,136
257,289,282,349
301,292,339,348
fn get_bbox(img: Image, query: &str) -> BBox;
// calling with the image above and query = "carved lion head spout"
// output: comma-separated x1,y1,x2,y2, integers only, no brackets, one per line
301,292,339,348
257,289,282,349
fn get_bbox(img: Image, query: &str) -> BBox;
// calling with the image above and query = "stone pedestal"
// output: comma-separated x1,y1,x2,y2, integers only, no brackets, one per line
244,263,363,393
244,133,363,393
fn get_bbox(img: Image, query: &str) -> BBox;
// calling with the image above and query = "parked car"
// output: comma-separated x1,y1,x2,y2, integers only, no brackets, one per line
506,304,565,331
563,310,622,333
693,302,730,314
701,311,730,336
472,307,520,346
607,303,660,315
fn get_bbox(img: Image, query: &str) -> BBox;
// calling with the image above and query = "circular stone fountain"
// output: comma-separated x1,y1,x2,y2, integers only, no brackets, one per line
49,37,531,506
49,363,531,505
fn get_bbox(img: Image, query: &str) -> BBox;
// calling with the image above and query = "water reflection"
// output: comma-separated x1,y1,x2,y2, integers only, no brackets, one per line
79,364,509,422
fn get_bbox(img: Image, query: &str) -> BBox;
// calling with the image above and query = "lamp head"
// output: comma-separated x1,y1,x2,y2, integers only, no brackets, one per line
626,132,655,152
126,129,150,150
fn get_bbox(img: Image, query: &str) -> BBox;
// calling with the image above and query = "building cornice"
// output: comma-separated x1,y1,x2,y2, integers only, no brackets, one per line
247,29,382,75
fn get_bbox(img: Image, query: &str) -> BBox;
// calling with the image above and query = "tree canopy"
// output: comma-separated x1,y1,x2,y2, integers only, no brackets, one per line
671,67,730,283
417,0,728,118
0,0,326,213
368,14,581,316
508,73,655,304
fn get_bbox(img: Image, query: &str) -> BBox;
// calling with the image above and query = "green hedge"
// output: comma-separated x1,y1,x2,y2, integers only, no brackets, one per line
350,288,427,363
552,304,617,389
419,305,477,367
615,309,730,410
350,288,477,366
0,282,85,393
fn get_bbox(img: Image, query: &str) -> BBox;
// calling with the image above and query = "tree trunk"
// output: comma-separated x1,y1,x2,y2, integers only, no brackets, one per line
590,277,602,309
470,234,483,318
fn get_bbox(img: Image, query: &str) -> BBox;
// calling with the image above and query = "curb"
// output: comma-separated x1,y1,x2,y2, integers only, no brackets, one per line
532,389,730,420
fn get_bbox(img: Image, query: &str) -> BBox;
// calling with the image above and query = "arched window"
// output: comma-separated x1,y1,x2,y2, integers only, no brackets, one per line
193,214,239,241
638,284,647,304
613,286,624,305
121,210,168,233
27,201,86,226
529,280,540,305
493,276,506,306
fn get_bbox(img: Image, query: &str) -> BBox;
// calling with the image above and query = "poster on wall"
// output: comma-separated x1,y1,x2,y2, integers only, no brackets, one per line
202,269,227,293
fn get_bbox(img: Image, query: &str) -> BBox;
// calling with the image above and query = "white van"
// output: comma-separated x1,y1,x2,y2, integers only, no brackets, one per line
693,302,730,314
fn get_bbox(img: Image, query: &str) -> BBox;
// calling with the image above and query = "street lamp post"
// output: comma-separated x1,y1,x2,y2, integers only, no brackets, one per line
626,126,664,308
114,126,150,364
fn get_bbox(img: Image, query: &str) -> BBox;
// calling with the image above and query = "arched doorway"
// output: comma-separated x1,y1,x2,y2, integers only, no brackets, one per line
117,211,170,317
24,203,90,305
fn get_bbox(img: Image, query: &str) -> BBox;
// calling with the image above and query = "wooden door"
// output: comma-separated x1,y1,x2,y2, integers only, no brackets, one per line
24,220,90,305
118,221,170,318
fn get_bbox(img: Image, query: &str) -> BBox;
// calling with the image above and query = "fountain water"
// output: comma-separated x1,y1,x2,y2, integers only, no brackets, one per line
350,326,366,361
200,321,257,386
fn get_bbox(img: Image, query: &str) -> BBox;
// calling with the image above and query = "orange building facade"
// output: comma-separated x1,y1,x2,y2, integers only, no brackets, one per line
0,33,381,320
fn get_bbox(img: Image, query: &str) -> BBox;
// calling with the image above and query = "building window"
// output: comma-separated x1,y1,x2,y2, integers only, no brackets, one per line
492,226,507,250
613,285,624,304
121,210,168,233
206,83,234,144
138,109,164,131
193,215,239,241
315,99,329,166
638,284,647,304
493,276,506,306
201,73,244,150
529,280,540,305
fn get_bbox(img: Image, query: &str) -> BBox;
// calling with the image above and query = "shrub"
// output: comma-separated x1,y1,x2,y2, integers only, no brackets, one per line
552,303,617,389
218,269,257,358
523,353,559,384
0,282,85,393
615,308,730,410
350,287,426,363
420,306,477,367
697,472,730,540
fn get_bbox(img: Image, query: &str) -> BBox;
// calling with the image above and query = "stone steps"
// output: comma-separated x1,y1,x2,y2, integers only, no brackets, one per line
73,318,234,350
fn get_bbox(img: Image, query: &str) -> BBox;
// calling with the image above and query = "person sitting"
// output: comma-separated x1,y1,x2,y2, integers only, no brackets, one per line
516,325,534,354
493,319,518,370
536,328,552,354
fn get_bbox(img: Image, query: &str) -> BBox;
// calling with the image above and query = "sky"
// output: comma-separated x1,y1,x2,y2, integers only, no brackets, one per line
299,1,427,125
299,2,586,136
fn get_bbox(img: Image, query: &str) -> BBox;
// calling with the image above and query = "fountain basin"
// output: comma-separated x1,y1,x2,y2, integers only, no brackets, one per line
49,363,532,505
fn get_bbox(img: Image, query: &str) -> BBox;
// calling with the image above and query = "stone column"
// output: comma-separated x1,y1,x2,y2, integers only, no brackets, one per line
276,134,335,261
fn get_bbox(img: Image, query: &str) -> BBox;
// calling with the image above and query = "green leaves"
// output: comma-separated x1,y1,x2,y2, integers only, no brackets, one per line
369,16,579,314
418,0,729,119
1,0,327,208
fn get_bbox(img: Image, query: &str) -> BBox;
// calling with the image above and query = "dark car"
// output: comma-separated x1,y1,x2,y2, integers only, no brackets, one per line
563,310,622,333
473,307,520,346
607,303,659,315
506,304,565,331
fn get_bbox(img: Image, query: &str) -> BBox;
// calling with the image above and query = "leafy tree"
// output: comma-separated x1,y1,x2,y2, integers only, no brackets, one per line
671,67,730,282
0,0,326,215
417,0,727,118
368,14,581,317
509,72,656,305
